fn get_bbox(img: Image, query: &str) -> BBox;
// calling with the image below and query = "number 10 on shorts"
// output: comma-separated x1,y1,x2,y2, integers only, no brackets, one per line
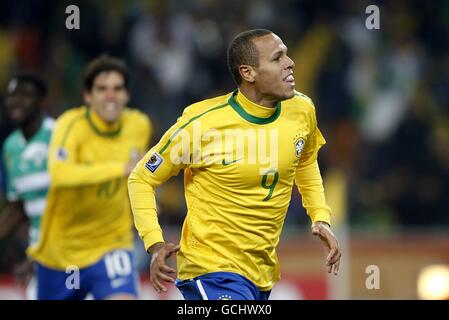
104,250,132,279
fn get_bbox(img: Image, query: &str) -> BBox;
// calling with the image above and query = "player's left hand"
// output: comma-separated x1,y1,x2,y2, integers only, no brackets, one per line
311,221,341,275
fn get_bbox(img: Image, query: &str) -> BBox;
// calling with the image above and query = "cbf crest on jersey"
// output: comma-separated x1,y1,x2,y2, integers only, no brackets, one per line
294,138,305,158
55,147,68,160
145,152,163,173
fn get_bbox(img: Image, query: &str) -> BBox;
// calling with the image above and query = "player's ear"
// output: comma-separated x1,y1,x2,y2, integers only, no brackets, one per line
83,90,92,105
123,90,130,105
239,65,256,83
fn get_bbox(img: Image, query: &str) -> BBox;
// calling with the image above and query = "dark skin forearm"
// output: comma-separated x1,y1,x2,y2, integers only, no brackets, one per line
0,201,27,239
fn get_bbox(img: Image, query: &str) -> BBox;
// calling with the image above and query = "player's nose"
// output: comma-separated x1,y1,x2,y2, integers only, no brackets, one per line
285,55,295,69
104,88,117,99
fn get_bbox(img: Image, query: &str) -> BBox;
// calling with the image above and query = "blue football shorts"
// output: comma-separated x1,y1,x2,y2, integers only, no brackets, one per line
36,249,139,300
175,271,271,300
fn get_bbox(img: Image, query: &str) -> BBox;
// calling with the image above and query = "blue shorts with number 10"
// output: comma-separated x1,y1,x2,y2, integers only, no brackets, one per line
175,272,271,300
36,249,139,300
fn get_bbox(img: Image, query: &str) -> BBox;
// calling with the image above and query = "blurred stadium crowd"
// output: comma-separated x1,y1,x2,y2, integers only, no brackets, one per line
0,0,448,275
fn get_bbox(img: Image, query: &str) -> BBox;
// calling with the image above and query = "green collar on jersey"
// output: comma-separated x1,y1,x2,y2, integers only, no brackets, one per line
228,90,281,125
86,108,122,137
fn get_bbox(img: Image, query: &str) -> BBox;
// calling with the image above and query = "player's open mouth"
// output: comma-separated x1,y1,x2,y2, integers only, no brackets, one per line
283,74,295,86
105,102,118,111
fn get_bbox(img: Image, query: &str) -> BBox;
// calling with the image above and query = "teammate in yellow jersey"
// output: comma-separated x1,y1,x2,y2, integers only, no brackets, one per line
128,29,341,300
28,55,152,300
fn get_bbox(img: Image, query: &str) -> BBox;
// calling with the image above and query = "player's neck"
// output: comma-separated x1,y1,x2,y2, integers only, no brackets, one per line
235,88,278,120
238,86,278,108
21,112,43,141
89,108,122,133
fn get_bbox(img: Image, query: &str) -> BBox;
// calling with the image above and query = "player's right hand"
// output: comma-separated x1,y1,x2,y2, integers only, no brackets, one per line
148,242,180,293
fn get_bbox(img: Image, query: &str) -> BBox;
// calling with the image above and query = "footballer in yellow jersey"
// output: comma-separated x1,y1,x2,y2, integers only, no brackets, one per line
28,56,151,300
129,30,341,300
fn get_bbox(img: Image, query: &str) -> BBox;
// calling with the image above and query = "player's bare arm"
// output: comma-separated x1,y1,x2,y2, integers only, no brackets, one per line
312,221,341,275
0,201,27,239
148,242,180,293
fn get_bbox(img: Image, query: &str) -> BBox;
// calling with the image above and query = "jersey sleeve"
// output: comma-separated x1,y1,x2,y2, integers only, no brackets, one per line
128,108,195,250
48,112,125,187
295,103,332,225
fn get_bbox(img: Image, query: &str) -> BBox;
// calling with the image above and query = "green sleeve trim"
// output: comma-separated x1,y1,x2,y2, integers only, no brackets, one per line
158,103,229,155
60,113,85,147
294,92,315,106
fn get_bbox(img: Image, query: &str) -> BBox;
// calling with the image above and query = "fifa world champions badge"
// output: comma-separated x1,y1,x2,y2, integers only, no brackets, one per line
144,152,163,173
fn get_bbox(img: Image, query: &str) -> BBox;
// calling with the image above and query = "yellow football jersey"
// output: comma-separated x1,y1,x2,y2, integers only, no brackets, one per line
128,90,331,291
28,106,151,270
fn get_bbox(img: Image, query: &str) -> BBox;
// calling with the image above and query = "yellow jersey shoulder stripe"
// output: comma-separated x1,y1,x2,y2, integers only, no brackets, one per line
158,102,229,155
59,107,86,147
294,91,315,107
